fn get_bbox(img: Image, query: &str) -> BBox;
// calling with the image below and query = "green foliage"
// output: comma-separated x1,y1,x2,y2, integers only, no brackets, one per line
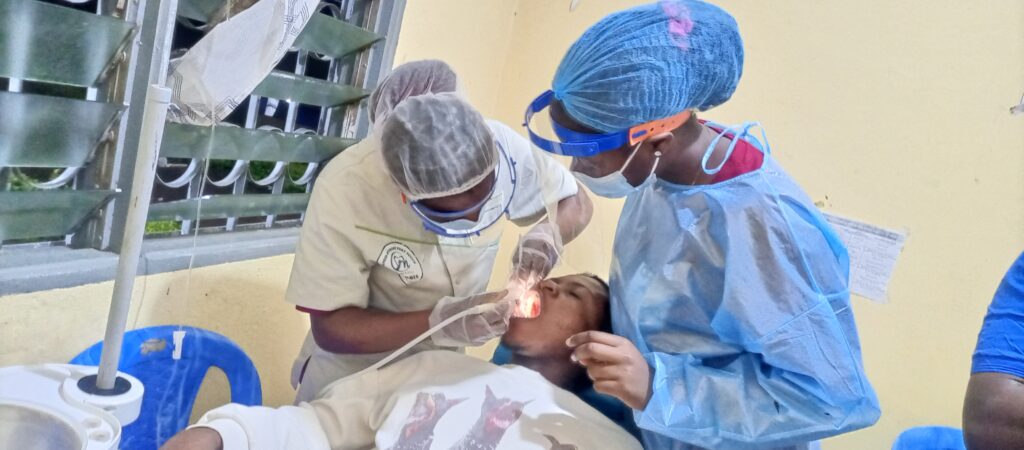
145,220,181,234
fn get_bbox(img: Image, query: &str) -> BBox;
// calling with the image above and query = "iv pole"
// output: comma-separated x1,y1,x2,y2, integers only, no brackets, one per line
81,0,179,393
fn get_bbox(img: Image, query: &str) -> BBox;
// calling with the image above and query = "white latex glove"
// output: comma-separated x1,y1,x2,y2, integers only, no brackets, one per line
429,290,512,347
511,222,562,282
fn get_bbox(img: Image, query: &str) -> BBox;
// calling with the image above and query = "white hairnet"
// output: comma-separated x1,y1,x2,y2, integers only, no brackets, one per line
368,59,459,125
380,93,497,201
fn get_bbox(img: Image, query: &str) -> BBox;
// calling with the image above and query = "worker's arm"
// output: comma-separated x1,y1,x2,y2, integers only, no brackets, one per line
510,185,592,281
311,290,510,354
309,307,430,354
964,373,1024,449
963,252,1024,449
551,183,593,245
498,118,592,244
286,172,398,349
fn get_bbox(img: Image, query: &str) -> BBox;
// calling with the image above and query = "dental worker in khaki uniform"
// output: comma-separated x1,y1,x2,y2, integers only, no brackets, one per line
286,60,592,401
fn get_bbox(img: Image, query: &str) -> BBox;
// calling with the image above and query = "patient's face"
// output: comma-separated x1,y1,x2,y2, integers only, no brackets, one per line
502,274,608,358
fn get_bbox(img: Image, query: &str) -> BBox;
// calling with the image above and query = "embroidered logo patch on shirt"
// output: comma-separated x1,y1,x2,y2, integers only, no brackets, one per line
377,242,424,285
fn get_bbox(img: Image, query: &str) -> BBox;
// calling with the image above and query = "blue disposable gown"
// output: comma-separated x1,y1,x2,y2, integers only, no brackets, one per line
611,130,880,449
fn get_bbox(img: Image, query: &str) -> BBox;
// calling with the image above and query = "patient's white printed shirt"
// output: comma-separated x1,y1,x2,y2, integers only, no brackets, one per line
194,351,641,450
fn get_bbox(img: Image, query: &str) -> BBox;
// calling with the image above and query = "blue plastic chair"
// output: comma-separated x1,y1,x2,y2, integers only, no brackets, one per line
71,325,262,450
892,426,966,450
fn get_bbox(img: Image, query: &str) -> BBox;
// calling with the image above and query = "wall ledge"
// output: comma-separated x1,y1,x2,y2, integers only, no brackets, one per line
0,228,299,296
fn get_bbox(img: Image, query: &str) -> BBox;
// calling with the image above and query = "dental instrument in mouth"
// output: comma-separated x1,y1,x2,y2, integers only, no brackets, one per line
513,288,541,319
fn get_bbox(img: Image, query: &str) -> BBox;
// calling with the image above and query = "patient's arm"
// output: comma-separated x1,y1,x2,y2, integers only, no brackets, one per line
160,427,222,450
159,370,386,450
963,372,1024,449
157,404,334,450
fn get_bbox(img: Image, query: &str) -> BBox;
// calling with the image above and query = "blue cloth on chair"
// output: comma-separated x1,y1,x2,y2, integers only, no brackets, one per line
491,344,641,438
70,325,262,450
892,426,966,450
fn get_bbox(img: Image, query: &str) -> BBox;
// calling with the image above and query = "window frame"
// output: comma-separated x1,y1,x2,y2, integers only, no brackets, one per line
0,0,408,296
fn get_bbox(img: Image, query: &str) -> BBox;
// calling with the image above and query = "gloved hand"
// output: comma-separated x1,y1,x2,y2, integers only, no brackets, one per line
511,222,562,282
429,290,512,347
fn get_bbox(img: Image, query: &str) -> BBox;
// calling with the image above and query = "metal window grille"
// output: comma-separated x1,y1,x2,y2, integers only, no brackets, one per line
0,0,405,254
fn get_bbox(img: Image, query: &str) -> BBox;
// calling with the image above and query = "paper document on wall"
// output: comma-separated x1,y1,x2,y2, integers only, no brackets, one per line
823,213,907,303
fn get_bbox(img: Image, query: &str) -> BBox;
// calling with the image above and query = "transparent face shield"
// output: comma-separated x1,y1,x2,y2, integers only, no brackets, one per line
412,172,496,222
524,89,692,158
505,94,687,326
408,141,518,238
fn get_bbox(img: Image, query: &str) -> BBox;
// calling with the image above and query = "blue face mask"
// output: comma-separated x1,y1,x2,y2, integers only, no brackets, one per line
572,143,660,199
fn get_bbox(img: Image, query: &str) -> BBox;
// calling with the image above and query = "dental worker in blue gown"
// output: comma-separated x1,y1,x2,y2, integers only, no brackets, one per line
523,2,881,448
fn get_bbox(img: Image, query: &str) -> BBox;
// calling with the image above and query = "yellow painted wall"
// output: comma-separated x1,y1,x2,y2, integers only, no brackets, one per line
392,0,521,118
0,255,307,418
484,1,1024,448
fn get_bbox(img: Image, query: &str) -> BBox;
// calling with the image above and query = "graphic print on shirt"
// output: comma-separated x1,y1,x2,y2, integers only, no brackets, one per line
377,242,424,285
451,386,526,450
543,434,578,450
387,392,466,450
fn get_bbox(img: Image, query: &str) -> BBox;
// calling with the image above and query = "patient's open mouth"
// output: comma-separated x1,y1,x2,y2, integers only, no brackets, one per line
512,290,541,319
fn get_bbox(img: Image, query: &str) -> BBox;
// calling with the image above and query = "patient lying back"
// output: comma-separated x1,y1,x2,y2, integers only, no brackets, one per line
161,274,641,450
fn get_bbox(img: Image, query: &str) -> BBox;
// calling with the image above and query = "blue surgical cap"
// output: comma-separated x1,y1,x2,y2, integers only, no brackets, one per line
552,0,743,133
